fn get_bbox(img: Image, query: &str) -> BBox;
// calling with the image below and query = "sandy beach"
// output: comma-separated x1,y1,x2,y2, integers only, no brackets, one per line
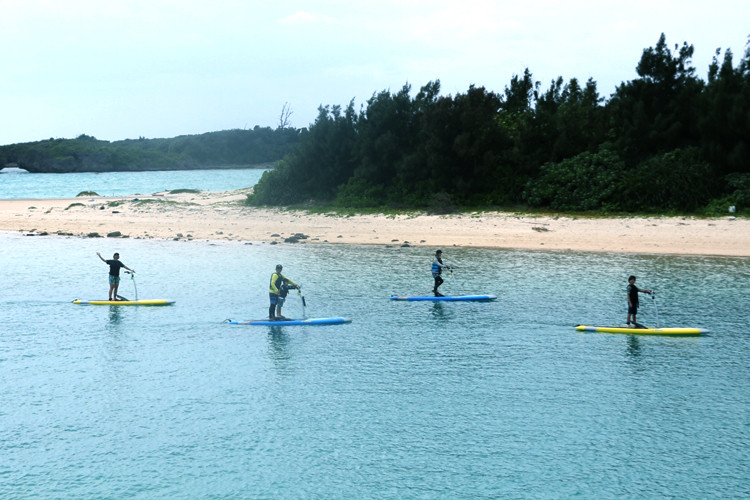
0,189,748,257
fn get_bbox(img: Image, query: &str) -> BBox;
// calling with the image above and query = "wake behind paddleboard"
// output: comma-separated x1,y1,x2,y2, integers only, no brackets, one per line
73,299,175,306
390,294,497,302
575,325,709,335
226,317,352,326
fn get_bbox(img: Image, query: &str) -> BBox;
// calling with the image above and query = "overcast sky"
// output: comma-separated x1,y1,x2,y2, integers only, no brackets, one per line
1,0,748,146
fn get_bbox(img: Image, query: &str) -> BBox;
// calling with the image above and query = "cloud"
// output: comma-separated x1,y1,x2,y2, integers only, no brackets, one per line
1,0,748,144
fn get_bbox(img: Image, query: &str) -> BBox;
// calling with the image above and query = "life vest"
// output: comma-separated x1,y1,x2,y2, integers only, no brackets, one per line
269,272,283,294
431,257,443,277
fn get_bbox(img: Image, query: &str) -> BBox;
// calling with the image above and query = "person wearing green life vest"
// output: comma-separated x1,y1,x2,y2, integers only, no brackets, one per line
269,264,299,320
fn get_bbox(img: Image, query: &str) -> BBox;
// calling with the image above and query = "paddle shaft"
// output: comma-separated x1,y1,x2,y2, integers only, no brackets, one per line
125,271,138,301
298,289,306,317
651,292,660,328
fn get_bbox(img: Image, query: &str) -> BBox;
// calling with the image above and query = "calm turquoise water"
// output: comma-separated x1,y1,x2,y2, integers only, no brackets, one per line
1,232,749,498
0,168,268,199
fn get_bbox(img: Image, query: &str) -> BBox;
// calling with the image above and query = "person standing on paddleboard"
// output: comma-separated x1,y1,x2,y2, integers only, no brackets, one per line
275,278,299,320
97,252,134,301
626,275,652,327
269,264,299,320
431,250,451,297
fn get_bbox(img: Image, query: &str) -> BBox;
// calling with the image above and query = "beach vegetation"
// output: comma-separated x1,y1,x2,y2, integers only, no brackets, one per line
130,199,190,207
169,188,200,194
76,191,99,197
247,33,750,215
64,203,85,210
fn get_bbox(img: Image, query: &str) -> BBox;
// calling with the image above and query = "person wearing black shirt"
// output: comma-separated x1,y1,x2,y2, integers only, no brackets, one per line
626,275,652,327
97,252,135,301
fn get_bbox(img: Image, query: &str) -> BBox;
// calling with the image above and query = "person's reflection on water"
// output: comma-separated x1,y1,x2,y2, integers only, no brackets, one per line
108,305,123,324
105,305,124,335
431,302,447,319
626,335,642,359
267,326,292,371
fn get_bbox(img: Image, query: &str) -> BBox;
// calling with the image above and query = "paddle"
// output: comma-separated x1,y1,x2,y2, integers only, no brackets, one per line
124,270,138,301
297,287,306,318
650,291,660,328
448,266,459,295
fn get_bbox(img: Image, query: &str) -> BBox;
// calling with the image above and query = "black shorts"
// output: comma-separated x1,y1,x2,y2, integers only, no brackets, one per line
628,304,638,315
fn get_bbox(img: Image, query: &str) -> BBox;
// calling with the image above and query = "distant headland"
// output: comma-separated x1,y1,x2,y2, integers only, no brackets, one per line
0,127,300,173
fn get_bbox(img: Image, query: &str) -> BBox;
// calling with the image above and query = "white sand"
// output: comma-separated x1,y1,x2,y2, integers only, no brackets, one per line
1,189,748,256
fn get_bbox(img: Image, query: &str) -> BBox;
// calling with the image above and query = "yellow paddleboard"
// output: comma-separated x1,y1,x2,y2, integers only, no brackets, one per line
73,299,175,306
575,325,708,335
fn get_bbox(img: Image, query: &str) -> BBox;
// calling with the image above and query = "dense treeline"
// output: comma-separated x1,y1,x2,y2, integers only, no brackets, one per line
249,34,750,214
0,127,302,173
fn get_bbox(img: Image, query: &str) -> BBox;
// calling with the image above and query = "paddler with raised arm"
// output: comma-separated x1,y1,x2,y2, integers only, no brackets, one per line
97,251,134,301
269,264,299,320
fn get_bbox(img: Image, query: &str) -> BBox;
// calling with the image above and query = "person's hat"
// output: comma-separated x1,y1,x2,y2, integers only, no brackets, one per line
436,249,442,254
276,264,283,270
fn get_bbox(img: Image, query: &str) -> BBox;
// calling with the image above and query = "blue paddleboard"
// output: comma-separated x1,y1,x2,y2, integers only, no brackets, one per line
226,317,352,326
389,294,497,302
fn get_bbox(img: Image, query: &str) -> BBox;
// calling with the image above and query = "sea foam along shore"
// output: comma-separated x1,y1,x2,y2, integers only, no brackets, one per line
0,189,748,257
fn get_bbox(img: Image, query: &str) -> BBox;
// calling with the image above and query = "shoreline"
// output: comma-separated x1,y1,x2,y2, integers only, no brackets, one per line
1,189,748,257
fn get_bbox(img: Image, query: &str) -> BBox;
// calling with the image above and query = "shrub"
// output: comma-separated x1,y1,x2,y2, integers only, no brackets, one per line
622,148,716,212
524,145,625,211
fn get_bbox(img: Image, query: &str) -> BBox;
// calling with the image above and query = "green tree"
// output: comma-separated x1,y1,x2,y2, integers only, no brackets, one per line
608,33,704,167
349,84,418,204
250,104,357,205
700,41,750,178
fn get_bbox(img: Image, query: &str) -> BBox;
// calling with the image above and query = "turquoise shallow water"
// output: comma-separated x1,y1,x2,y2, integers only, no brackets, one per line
1,233,749,498
0,168,268,199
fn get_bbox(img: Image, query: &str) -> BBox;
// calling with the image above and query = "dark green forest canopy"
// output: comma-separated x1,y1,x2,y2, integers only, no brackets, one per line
0,126,302,173
248,34,750,214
